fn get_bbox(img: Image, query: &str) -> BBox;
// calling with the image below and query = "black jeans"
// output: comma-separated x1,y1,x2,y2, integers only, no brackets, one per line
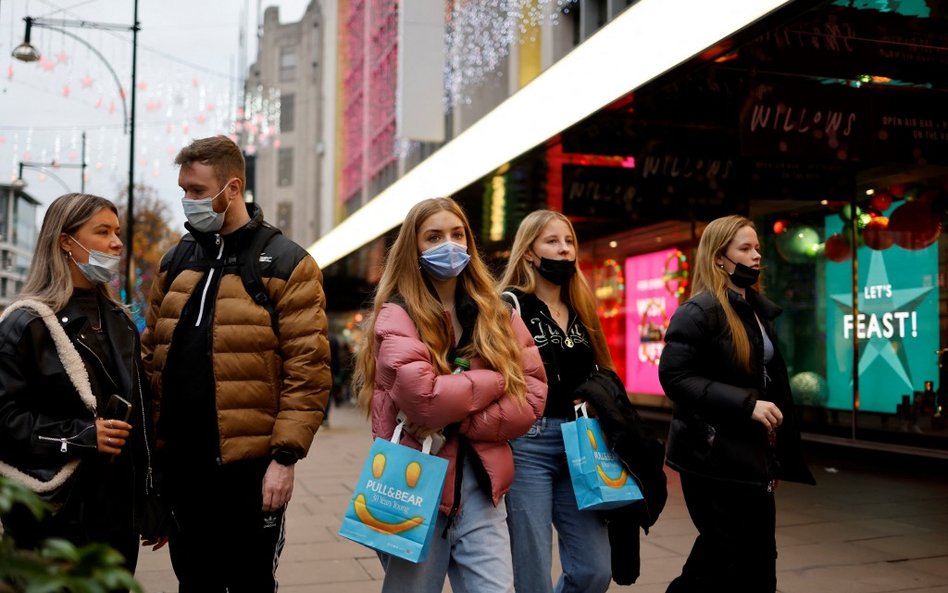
167,458,286,593
667,472,777,593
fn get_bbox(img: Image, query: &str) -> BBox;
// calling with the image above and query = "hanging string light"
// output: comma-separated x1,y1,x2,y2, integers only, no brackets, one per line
445,0,571,107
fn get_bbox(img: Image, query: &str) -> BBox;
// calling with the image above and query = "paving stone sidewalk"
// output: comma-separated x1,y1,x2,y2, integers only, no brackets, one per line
136,404,948,593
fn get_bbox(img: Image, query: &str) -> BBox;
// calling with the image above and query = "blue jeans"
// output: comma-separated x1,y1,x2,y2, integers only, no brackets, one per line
379,456,514,593
506,417,611,593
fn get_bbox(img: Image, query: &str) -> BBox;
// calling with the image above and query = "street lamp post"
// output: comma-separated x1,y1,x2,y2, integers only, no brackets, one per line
12,4,140,304
13,132,88,194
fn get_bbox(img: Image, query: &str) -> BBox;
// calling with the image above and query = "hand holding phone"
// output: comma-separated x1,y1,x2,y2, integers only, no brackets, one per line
103,394,132,422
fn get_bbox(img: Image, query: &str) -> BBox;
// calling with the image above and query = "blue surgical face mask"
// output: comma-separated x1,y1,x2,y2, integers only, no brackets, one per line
181,181,232,233
69,236,121,285
419,241,471,281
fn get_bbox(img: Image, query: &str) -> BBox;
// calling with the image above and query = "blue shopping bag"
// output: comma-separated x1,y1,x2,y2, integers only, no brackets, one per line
562,403,643,511
339,421,448,563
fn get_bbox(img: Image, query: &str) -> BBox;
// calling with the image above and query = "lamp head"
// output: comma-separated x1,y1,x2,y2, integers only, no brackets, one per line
12,42,40,63
12,18,40,63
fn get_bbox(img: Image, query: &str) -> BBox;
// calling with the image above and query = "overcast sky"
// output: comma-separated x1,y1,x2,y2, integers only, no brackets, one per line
1,0,308,229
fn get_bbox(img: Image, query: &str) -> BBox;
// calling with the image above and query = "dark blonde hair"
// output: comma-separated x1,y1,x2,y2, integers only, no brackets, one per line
498,209,614,371
690,215,760,371
20,193,124,312
353,197,528,413
174,135,246,189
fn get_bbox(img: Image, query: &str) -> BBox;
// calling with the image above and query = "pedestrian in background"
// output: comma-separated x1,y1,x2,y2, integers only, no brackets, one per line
659,214,814,593
0,194,163,585
142,136,331,592
352,197,547,593
497,209,613,593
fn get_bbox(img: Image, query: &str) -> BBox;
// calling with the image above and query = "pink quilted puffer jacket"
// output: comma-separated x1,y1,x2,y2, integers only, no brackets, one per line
369,302,547,514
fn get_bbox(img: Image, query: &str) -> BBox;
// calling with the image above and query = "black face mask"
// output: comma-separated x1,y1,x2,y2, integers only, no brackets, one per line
536,257,577,286
723,256,760,289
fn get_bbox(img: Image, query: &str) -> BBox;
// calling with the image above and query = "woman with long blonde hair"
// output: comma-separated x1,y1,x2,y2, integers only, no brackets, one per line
352,197,547,593
497,209,614,593
0,194,163,588
659,215,813,592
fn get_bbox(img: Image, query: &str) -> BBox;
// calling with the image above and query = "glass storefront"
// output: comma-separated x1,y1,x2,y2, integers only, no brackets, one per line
328,0,948,453
533,0,948,451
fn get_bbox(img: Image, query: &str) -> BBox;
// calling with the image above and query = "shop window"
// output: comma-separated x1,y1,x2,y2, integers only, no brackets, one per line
277,202,292,232
278,147,294,186
279,46,297,82
280,93,295,133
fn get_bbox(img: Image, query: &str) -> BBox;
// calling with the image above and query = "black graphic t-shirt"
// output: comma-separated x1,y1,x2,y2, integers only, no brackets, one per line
509,291,596,419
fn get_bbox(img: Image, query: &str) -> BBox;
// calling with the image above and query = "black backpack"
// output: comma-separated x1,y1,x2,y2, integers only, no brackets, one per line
163,225,282,338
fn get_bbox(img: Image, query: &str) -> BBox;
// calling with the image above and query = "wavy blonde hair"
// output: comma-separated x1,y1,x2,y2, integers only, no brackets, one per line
353,197,528,414
497,210,614,371
19,193,125,313
690,215,760,372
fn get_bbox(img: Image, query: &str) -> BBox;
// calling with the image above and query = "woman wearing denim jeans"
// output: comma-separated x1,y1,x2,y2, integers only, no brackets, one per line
499,210,615,593
352,198,547,593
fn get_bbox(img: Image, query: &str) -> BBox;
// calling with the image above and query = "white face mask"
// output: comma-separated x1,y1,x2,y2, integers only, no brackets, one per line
181,181,232,233
69,236,121,285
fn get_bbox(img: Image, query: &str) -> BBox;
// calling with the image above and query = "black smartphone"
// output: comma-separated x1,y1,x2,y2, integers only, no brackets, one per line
103,394,132,422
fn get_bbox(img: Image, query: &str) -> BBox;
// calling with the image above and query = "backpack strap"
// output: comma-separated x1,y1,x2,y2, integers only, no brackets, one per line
239,224,282,339
163,234,200,293
501,291,521,316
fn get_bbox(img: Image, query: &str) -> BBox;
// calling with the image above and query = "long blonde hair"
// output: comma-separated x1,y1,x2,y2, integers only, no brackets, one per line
19,193,125,313
498,210,614,371
353,197,529,413
690,215,759,372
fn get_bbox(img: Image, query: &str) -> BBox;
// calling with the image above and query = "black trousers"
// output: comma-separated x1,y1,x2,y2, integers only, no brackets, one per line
167,458,286,593
666,472,777,593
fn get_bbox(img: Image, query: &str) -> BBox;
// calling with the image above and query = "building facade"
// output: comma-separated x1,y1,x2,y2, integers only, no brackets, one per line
244,2,331,247
313,0,948,455
0,184,39,308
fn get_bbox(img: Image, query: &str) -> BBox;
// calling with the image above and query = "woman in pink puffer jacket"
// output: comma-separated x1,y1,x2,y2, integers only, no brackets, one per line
353,197,547,593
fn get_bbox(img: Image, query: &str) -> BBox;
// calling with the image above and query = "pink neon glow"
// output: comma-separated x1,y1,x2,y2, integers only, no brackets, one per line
625,249,680,395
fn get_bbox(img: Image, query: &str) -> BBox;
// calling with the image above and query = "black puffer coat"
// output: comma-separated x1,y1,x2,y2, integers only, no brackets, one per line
659,289,814,486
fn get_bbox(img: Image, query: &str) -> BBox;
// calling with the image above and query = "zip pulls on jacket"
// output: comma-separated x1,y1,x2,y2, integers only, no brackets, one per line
37,425,97,453
195,235,224,327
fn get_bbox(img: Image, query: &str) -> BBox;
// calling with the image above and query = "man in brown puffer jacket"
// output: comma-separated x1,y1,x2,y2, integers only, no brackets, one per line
142,135,330,593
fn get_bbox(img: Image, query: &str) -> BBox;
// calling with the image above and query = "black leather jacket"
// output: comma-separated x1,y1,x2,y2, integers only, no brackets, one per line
659,289,814,487
0,291,154,538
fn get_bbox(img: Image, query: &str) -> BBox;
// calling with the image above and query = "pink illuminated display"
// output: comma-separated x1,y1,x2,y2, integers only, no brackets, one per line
624,249,683,395
340,0,398,202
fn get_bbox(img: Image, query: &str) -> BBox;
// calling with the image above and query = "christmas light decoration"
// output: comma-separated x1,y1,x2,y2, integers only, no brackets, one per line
445,0,570,107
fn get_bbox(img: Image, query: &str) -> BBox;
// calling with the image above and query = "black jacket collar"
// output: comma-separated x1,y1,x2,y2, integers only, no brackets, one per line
726,287,782,321
185,202,265,254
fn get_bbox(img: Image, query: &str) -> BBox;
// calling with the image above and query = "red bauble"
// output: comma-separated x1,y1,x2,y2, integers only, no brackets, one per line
824,233,852,262
862,216,894,251
870,192,892,212
889,184,906,198
888,201,942,250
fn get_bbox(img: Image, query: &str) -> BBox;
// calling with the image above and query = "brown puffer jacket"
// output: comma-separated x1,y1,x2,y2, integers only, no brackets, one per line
141,206,330,464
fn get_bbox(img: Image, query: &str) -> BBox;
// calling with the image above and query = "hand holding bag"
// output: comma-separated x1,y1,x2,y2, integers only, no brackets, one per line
339,419,448,563
562,402,643,511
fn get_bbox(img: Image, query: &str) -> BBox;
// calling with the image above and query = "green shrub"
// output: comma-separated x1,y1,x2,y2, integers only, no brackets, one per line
0,477,142,593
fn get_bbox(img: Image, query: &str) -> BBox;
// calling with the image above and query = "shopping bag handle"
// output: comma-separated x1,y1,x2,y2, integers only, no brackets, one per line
573,402,589,419
393,412,436,455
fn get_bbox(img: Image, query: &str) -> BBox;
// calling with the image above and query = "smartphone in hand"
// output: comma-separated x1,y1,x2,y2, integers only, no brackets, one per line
103,393,133,422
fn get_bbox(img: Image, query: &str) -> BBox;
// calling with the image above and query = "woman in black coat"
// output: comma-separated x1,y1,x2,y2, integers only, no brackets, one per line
0,194,165,582
659,215,814,593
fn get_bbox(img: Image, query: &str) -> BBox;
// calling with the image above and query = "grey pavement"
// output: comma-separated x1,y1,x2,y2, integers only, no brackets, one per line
135,404,948,593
